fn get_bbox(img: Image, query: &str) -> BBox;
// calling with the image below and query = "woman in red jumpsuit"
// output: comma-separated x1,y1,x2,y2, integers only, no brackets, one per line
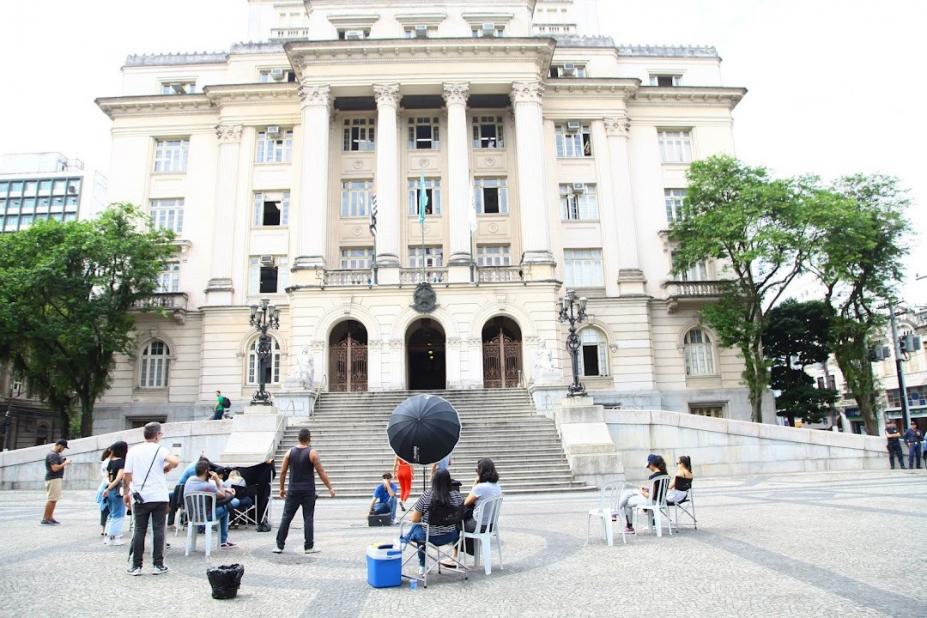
392,456,414,511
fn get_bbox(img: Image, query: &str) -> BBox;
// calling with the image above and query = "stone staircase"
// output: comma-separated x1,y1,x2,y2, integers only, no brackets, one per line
273,388,592,498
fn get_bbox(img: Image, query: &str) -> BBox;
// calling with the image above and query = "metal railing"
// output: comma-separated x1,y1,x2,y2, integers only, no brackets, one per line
400,268,447,285
477,266,524,284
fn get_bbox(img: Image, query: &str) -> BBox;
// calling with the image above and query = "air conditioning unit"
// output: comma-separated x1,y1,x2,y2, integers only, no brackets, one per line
414,25,429,38
270,68,285,81
562,63,577,77
345,29,364,40
482,22,497,37
566,121,582,133
265,125,281,137
260,255,275,267
571,183,586,193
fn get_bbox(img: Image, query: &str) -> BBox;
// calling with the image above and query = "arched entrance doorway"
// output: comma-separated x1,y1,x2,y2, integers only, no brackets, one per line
329,320,368,392
406,318,446,390
482,316,522,388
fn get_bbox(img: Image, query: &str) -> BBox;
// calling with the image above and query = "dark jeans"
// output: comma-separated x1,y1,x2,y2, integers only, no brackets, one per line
908,443,923,469
888,442,905,469
403,524,460,567
276,491,317,549
211,409,224,420
131,501,168,569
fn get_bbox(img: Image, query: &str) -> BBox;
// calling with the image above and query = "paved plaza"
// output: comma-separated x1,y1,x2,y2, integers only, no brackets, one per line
0,470,924,617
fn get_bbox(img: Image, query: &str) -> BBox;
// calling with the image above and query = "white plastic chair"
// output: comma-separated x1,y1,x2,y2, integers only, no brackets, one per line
634,475,674,537
399,519,469,588
459,495,504,575
668,482,697,530
184,491,220,558
586,481,626,546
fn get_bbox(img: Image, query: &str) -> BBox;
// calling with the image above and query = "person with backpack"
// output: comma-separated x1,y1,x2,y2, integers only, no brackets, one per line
212,390,230,420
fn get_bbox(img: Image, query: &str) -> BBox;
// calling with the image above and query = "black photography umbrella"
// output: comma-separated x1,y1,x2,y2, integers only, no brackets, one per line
387,394,461,491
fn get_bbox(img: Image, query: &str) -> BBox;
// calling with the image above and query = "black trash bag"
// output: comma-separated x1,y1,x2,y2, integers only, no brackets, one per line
207,563,245,600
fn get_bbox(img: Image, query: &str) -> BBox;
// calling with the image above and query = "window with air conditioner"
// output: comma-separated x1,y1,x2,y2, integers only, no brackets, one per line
404,25,433,38
343,118,375,152
249,256,288,294
259,69,295,83
658,129,693,164
555,123,592,157
474,178,508,215
408,117,440,150
256,128,293,164
559,184,598,221
408,178,442,216
472,23,504,37
472,116,504,149
253,191,289,227
563,249,604,287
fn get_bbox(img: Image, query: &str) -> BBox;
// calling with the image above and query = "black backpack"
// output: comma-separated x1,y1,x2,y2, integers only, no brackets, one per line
221,396,232,409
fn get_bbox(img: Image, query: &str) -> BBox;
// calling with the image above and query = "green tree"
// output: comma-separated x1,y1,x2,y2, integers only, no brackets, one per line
0,203,174,437
670,155,825,423
807,175,909,435
763,300,838,425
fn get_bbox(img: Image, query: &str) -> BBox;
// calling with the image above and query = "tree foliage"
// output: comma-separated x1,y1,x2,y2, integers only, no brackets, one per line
670,155,825,422
0,203,175,437
763,300,838,424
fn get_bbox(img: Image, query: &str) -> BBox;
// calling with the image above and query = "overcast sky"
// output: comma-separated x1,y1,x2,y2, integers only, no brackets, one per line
1,0,924,302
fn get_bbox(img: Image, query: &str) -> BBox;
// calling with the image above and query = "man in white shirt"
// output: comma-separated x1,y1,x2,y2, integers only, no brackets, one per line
123,422,180,575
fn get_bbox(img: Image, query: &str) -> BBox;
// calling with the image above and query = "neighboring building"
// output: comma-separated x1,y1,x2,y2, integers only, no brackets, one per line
0,152,107,232
92,0,770,433
808,306,927,434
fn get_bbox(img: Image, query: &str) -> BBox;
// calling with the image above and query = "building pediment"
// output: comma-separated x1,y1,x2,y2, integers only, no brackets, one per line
95,94,214,119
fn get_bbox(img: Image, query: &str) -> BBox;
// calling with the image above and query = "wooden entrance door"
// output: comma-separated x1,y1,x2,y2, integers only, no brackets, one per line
330,332,368,392
482,328,522,388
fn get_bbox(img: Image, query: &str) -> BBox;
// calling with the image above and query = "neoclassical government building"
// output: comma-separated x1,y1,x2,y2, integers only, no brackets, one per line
93,0,762,432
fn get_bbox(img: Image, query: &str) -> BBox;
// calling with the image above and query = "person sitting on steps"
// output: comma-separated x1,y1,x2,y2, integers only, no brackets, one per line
368,472,399,524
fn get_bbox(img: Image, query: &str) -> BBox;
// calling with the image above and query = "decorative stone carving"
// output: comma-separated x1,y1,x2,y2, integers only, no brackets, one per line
511,80,544,104
419,158,431,168
532,339,561,385
309,340,326,352
604,114,631,138
609,343,620,353
215,123,243,143
386,339,403,350
352,159,364,170
442,82,470,107
524,335,541,345
295,346,315,389
373,83,401,108
298,81,331,109
446,337,462,346
465,337,482,348
352,225,363,237
488,222,500,234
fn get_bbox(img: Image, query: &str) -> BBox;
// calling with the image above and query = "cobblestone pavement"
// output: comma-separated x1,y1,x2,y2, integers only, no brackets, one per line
1,470,925,618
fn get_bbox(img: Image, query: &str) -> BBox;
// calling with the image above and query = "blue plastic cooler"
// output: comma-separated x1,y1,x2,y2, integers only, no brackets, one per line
366,543,402,588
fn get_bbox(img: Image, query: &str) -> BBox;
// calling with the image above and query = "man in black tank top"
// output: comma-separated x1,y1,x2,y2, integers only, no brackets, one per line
273,428,335,554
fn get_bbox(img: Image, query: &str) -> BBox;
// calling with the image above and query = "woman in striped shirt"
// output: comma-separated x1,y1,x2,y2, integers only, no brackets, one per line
402,468,463,574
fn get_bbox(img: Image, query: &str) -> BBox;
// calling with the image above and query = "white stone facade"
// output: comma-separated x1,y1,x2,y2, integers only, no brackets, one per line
93,0,770,432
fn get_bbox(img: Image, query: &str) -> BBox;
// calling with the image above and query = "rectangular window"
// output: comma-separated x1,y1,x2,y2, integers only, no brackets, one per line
409,246,444,268
664,188,687,223
252,191,290,227
474,178,509,215
0,176,82,232
340,180,372,218
658,130,692,164
248,256,288,294
339,247,373,270
563,249,604,287
258,69,295,83
156,263,180,293
649,74,681,87
150,198,184,233
256,128,293,164
549,64,587,78
160,81,196,95
408,117,440,150
153,139,189,173
338,29,369,40
343,118,375,152
555,123,592,158
690,405,724,418
404,25,434,38
407,178,442,216
472,24,505,37
559,184,599,221
477,245,511,267
472,116,504,149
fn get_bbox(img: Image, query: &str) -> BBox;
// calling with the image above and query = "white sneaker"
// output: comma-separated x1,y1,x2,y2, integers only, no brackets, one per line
110,538,125,546
418,566,425,576
272,545,284,554
103,537,110,545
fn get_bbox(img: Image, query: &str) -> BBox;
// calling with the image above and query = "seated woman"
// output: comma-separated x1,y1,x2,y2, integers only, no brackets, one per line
617,453,668,534
401,468,463,575
183,459,238,548
666,455,693,505
458,458,502,558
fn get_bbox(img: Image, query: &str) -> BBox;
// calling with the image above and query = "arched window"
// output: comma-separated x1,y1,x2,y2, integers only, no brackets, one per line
248,337,281,385
684,328,715,376
139,340,170,388
579,327,608,377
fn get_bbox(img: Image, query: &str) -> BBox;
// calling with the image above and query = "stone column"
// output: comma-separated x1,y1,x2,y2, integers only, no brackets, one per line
512,81,555,270
206,123,243,304
373,84,401,274
443,83,471,268
590,120,620,297
604,113,645,295
293,81,331,272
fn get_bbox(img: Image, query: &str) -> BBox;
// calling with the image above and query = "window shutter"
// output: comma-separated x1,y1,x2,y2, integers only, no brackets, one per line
277,257,289,292
281,192,290,225
253,193,263,226
249,257,259,295
597,343,608,376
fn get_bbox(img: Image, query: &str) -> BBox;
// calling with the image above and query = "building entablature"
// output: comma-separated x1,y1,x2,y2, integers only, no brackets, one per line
633,86,747,111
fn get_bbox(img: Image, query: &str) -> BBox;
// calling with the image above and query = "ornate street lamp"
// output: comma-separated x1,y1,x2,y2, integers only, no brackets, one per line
249,298,280,405
558,288,589,397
